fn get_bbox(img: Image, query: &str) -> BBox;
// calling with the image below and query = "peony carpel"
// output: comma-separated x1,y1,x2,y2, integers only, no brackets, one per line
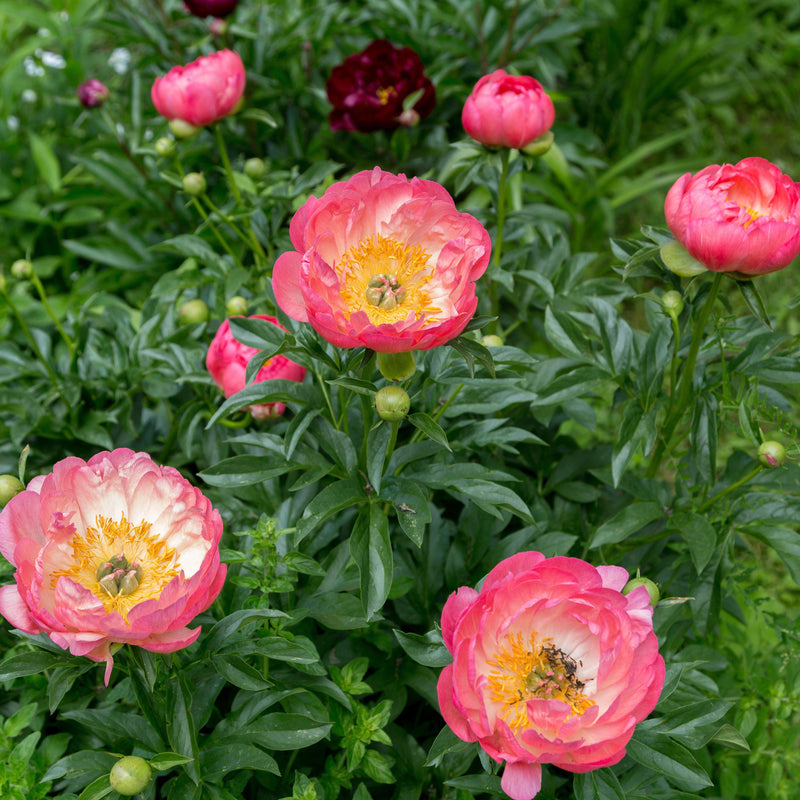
0,449,226,684
151,49,245,132
664,157,800,276
437,552,665,800
462,69,555,150
206,315,306,419
272,168,491,353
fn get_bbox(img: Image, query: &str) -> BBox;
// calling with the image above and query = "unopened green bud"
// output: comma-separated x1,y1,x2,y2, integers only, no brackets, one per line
481,334,504,348
661,290,684,316
521,130,554,157
226,295,248,316
660,241,707,278
758,440,786,468
178,299,210,325
109,756,152,797
169,118,200,139
11,259,33,279
622,576,660,607
0,474,24,507
244,158,266,180
375,386,410,422
182,172,206,196
376,350,416,382
155,137,176,157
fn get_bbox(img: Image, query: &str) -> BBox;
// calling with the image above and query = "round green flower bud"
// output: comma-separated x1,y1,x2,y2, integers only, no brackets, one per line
521,130,554,157
178,298,210,325
109,756,152,797
11,259,33,279
244,158,266,180
0,474,24,507
226,295,248,316
375,386,410,422
661,290,684,316
182,172,207,196
481,334,504,348
169,118,200,139
622,576,660,607
155,137,176,157
376,351,416,382
758,440,786,468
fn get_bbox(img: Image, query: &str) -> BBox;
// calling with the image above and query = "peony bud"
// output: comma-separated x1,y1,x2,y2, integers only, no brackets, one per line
243,157,266,180
109,756,152,797
225,295,248,316
376,351,416,382
182,172,206,196
480,334,504,348
155,137,176,157
10,259,33,279
209,18,228,36
375,386,410,422
0,474,24,507
178,299,210,325
661,290,684,317
758,440,786,468
622,576,660,607
76,79,109,109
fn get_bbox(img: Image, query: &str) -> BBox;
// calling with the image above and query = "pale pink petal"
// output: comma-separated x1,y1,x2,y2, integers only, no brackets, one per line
501,761,543,800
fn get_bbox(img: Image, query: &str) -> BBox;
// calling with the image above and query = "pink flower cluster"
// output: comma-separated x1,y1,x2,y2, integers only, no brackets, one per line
438,552,664,800
206,315,306,419
0,450,226,684
272,168,490,353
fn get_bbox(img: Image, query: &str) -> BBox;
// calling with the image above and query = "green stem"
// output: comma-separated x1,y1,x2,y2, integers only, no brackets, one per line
29,272,75,356
647,273,724,478
314,365,338,429
201,192,252,247
699,465,763,512
189,197,247,272
488,149,511,327
668,312,680,401
408,383,463,446
214,123,242,206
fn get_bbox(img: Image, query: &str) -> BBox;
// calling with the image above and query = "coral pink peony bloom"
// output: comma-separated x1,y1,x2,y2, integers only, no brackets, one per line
665,157,800,276
151,49,245,129
0,450,226,684
326,39,435,133
462,69,555,150
437,552,665,800
272,168,491,353
206,315,306,419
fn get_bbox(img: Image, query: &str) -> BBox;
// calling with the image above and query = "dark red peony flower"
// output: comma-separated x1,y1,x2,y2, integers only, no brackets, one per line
326,39,435,133
184,0,238,18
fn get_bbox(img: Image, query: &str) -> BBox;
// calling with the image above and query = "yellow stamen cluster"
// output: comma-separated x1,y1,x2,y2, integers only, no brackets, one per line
376,87,396,105
51,514,180,623
486,631,595,733
337,234,441,326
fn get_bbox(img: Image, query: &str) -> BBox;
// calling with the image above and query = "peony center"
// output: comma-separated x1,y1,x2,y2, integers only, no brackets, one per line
376,87,396,105
486,631,595,733
337,234,442,326
51,514,181,623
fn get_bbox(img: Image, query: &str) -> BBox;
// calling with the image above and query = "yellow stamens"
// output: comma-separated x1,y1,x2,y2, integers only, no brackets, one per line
742,205,764,228
486,631,595,733
376,87,395,105
51,514,181,623
337,234,441,326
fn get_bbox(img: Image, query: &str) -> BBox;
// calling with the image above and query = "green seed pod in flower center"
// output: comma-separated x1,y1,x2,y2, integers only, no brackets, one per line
109,756,152,796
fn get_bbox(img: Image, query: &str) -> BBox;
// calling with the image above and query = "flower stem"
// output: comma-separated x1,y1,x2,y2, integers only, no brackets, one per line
489,149,510,329
214,123,242,206
699,465,763,512
647,273,724,478
29,271,75,356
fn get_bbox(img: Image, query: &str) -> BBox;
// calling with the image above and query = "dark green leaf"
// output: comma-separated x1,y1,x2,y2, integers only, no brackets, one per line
407,412,452,452
627,735,712,791
394,629,451,668
671,512,717,574
591,501,665,548
200,743,279,780
350,505,393,620
295,478,364,544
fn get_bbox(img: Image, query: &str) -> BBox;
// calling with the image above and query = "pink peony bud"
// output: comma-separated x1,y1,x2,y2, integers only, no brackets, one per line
76,79,109,109
462,69,555,150
665,157,800,277
151,49,245,129
758,440,786,468
206,315,306,420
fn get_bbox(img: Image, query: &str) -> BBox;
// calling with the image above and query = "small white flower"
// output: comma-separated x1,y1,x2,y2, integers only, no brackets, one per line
6,116,20,132
22,90,38,104
24,57,45,77
108,47,131,75
38,50,66,69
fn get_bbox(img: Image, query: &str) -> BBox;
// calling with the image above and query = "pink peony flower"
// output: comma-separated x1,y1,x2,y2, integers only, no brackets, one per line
462,69,555,150
0,449,226,684
76,78,109,109
272,168,491,353
437,552,665,800
326,39,436,133
664,157,800,276
151,49,245,129
206,315,307,419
